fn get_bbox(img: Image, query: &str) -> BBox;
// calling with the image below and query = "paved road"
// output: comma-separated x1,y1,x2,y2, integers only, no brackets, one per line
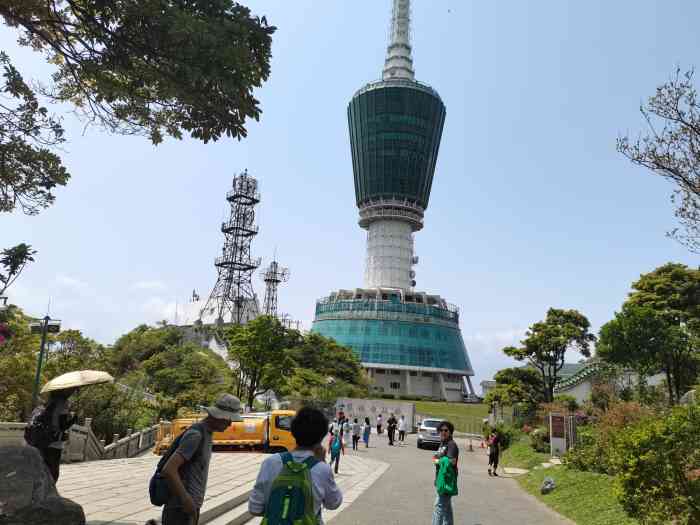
330,432,573,525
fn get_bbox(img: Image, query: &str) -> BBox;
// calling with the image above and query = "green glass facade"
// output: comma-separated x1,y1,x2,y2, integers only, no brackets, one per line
348,80,446,209
311,300,473,374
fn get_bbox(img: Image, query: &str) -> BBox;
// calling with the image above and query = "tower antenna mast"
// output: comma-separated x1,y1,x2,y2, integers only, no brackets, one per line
261,259,289,318
200,170,261,325
383,0,415,81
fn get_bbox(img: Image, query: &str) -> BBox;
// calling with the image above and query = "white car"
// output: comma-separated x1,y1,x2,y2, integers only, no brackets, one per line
416,418,444,449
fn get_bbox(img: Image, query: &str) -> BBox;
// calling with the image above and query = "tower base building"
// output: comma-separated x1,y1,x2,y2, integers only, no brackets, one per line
312,288,474,401
311,0,475,400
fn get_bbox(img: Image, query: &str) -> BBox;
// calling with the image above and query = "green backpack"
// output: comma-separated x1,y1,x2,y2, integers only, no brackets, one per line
262,452,320,525
435,456,458,496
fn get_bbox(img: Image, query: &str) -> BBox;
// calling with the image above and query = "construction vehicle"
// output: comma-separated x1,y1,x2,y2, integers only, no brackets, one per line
154,409,296,455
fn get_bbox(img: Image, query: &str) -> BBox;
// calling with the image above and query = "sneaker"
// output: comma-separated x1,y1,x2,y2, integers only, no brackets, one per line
493,471,499,477
488,468,492,476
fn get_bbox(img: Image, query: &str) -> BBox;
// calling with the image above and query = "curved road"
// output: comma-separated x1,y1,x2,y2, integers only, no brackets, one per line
329,432,573,525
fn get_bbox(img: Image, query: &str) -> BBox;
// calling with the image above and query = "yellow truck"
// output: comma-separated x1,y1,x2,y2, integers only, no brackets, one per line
154,409,296,455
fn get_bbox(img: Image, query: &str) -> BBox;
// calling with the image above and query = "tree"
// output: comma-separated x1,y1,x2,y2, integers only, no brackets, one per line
598,304,697,404
618,69,700,252
0,53,68,215
0,305,40,420
109,324,183,375
0,0,275,145
627,262,700,326
0,243,36,296
484,367,545,410
503,308,596,402
142,342,231,410
225,316,294,410
285,332,366,386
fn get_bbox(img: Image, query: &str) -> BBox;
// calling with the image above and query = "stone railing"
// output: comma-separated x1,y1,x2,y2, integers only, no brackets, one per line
0,419,162,463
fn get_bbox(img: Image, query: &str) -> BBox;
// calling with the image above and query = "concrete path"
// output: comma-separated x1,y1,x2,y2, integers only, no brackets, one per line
58,449,388,525
329,433,573,525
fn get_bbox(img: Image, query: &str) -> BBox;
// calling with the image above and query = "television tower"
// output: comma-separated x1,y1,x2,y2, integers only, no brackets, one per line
261,260,290,317
200,170,261,325
311,0,476,400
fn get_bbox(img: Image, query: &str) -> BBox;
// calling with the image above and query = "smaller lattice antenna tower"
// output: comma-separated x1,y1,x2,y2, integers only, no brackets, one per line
261,260,289,318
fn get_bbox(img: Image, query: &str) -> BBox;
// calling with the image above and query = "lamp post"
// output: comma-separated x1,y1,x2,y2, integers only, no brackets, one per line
29,315,61,407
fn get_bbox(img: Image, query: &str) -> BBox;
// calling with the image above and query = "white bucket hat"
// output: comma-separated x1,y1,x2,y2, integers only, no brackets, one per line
205,393,243,422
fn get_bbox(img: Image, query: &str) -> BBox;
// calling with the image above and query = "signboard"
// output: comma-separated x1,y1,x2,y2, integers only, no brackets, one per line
550,414,565,438
549,413,567,456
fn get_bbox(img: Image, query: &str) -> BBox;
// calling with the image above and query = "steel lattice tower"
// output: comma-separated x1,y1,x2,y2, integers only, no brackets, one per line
200,170,261,325
261,260,289,317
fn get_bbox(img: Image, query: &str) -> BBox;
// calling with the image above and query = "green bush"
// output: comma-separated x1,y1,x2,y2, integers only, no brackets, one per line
610,405,700,525
530,426,550,453
554,394,579,412
563,401,654,475
564,425,611,473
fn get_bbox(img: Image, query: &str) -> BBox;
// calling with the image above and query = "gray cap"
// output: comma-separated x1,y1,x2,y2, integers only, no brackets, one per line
205,393,243,422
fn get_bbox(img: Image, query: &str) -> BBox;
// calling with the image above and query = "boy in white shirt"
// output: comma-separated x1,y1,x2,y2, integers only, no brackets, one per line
249,408,343,523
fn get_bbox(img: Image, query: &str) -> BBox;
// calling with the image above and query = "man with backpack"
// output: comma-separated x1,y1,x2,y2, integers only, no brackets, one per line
249,407,343,524
156,393,242,525
386,414,398,446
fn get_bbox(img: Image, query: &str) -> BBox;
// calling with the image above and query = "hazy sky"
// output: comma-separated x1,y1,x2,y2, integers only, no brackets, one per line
4,1,698,389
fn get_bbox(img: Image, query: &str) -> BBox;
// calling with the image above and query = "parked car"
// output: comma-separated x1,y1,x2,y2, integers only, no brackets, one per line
416,418,444,449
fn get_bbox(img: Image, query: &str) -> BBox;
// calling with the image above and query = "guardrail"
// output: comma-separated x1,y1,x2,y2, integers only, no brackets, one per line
0,419,163,463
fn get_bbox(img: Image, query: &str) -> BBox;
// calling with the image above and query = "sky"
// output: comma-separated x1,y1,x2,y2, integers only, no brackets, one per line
3,1,699,390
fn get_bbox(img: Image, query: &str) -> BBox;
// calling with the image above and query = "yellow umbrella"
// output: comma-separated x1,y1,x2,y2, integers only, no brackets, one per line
40,370,114,394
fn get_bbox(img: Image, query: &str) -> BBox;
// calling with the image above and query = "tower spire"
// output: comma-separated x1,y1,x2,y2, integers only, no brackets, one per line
383,0,415,81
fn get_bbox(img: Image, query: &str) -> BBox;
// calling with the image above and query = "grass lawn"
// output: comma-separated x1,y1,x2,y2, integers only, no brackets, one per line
500,435,638,525
500,435,550,470
519,466,638,525
413,401,488,434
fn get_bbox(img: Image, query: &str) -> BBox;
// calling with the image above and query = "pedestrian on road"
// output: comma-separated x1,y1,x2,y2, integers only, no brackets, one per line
398,415,407,444
160,393,242,525
487,430,501,477
26,388,78,482
343,417,352,448
362,417,371,448
249,407,343,524
387,413,398,446
351,418,361,450
329,430,344,474
432,420,458,525
376,413,383,435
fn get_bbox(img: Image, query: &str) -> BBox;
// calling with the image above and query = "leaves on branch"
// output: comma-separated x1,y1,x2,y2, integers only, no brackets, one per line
0,243,36,296
618,68,700,252
0,0,276,144
0,53,68,215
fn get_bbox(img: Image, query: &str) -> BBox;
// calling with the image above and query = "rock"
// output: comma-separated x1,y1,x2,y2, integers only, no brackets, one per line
540,476,556,495
0,445,85,525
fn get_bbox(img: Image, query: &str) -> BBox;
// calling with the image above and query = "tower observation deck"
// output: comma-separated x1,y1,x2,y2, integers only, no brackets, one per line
311,0,475,400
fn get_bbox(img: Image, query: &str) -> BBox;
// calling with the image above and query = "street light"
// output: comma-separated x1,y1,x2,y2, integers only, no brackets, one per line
29,315,61,407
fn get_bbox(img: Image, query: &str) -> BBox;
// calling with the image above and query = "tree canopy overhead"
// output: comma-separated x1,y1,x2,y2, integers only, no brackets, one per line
0,0,275,144
0,53,68,215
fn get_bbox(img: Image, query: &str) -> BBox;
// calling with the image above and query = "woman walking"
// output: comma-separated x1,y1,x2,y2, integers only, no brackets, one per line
487,430,500,476
362,417,371,448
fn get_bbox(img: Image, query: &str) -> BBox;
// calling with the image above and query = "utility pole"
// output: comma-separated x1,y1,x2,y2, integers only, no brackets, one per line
30,315,61,407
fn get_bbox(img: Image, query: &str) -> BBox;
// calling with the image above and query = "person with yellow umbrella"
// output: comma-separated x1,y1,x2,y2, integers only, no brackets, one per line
25,370,113,482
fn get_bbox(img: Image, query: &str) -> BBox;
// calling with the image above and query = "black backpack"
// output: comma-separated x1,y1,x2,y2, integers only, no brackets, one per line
24,403,59,449
149,424,205,506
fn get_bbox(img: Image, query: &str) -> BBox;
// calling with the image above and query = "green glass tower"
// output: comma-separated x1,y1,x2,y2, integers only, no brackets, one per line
312,0,475,400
